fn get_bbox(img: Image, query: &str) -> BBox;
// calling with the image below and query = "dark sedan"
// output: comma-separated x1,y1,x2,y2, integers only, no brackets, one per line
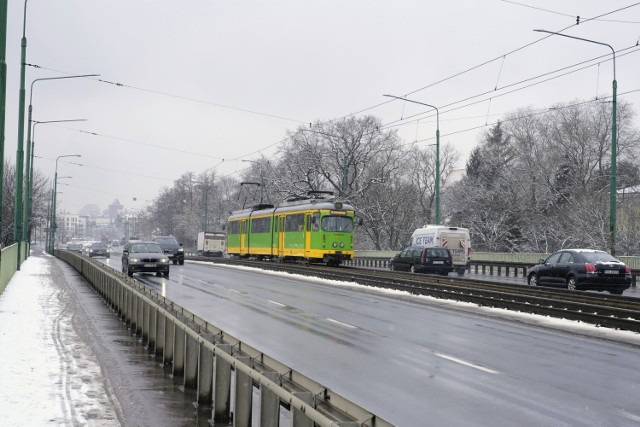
84,242,110,258
122,241,170,278
527,249,631,295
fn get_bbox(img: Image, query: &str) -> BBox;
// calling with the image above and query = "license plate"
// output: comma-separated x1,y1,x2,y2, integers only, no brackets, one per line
144,263,156,268
432,261,443,264
604,270,619,275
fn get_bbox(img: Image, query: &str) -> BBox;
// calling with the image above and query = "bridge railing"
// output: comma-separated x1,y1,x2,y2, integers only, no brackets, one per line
57,250,394,427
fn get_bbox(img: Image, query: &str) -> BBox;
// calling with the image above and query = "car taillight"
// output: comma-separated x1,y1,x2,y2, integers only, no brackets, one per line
585,262,597,273
625,265,631,274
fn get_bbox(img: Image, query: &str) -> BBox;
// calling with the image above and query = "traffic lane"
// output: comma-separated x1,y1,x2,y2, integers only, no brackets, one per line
96,259,640,426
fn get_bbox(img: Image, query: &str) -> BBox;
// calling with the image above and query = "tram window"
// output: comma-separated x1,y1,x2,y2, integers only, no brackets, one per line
251,217,271,233
285,214,305,232
310,213,320,231
228,221,240,234
321,215,354,232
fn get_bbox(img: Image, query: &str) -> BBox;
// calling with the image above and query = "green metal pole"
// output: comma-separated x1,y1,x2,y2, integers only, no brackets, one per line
0,0,8,244
14,0,28,256
610,79,617,255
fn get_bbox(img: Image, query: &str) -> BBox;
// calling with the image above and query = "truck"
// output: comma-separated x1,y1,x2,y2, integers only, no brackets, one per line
410,225,471,276
197,231,226,257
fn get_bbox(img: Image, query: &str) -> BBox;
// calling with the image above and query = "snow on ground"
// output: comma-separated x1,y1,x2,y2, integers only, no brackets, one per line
0,255,121,426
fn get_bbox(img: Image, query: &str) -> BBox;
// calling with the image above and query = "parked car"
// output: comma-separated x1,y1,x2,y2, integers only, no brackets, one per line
84,242,110,258
153,235,184,265
389,246,454,275
121,241,170,278
527,249,632,295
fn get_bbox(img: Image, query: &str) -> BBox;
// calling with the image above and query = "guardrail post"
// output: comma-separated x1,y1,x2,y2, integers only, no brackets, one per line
136,297,144,337
154,309,164,357
260,371,280,427
213,344,232,423
172,325,185,377
197,336,214,406
184,330,199,389
292,391,314,427
148,306,157,350
233,355,253,426
142,300,150,344
163,317,174,365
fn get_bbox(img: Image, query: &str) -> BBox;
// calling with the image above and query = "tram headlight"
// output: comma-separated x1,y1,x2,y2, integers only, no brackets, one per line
332,242,338,248
340,242,345,248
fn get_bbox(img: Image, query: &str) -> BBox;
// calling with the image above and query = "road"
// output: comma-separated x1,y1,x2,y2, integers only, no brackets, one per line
97,252,640,426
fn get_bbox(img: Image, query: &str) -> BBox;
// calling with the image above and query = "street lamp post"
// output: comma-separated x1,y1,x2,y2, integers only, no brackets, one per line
24,118,86,243
51,154,81,252
22,75,96,244
534,29,617,255
384,94,441,224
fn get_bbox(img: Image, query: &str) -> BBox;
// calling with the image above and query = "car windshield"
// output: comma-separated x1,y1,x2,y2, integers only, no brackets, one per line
321,216,354,232
91,243,107,249
130,243,163,253
582,252,618,263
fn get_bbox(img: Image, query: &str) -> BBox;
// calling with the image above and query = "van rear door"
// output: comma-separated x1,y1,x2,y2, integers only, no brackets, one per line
440,231,468,266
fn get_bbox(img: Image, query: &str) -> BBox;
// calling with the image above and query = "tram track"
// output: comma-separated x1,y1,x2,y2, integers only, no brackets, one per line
190,257,640,333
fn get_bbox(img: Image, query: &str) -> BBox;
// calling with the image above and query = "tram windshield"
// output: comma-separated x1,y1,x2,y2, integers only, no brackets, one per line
321,215,354,232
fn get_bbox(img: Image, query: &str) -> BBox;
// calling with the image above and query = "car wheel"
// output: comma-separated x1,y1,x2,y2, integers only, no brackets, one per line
156,271,162,277
163,271,169,278
173,259,178,265
528,274,538,286
456,268,465,277
410,265,416,273
567,276,577,290
179,259,184,265
610,289,624,295
127,268,133,278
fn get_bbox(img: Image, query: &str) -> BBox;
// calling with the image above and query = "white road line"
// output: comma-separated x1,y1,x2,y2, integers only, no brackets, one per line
268,300,286,307
433,352,500,374
229,288,242,294
326,318,358,329
621,410,640,423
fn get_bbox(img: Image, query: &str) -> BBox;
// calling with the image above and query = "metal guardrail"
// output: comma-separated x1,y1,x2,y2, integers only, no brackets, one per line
57,250,393,427
0,242,29,295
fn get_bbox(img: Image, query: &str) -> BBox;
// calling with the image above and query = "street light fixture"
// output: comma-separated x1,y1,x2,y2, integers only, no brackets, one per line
534,29,618,255
384,94,441,224
24,118,86,243
51,154,81,252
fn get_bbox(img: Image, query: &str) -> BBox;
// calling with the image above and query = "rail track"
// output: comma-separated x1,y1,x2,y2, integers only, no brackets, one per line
189,257,640,333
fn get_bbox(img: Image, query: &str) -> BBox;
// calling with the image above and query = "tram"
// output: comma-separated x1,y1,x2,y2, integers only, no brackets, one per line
226,193,355,265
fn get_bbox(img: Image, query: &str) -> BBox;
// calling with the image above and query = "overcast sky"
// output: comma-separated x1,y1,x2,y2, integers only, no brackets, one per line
4,1,640,215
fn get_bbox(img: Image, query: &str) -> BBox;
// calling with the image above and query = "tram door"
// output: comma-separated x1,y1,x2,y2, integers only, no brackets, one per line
240,219,248,255
277,215,285,257
305,214,311,255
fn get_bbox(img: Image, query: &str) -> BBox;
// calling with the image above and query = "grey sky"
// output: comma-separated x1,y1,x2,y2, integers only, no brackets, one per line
4,0,640,214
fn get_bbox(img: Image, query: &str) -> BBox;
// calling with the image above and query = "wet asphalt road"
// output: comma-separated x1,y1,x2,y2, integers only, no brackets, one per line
98,253,640,426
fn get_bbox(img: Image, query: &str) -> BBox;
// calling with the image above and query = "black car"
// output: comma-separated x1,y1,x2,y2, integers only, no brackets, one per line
527,249,631,295
389,246,454,275
122,241,170,278
153,236,184,265
66,242,84,252
84,242,110,258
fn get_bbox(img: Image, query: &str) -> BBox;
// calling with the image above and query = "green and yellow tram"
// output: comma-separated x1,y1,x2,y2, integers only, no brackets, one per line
227,196,355,265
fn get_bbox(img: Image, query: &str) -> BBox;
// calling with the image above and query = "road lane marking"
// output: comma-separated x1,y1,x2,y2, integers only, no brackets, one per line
326,318,358,329
268,300,286,307
433,352,500,374
621,410,640,423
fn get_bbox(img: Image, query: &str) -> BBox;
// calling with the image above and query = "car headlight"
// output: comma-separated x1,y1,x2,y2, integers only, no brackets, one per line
178,248,184,252
159,258,170,264
129,257,140,263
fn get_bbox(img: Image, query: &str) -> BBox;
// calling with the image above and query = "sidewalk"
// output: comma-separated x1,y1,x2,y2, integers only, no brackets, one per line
0,249,201,427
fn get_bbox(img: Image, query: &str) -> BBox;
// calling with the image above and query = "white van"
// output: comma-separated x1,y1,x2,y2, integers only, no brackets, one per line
410,225,471,276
